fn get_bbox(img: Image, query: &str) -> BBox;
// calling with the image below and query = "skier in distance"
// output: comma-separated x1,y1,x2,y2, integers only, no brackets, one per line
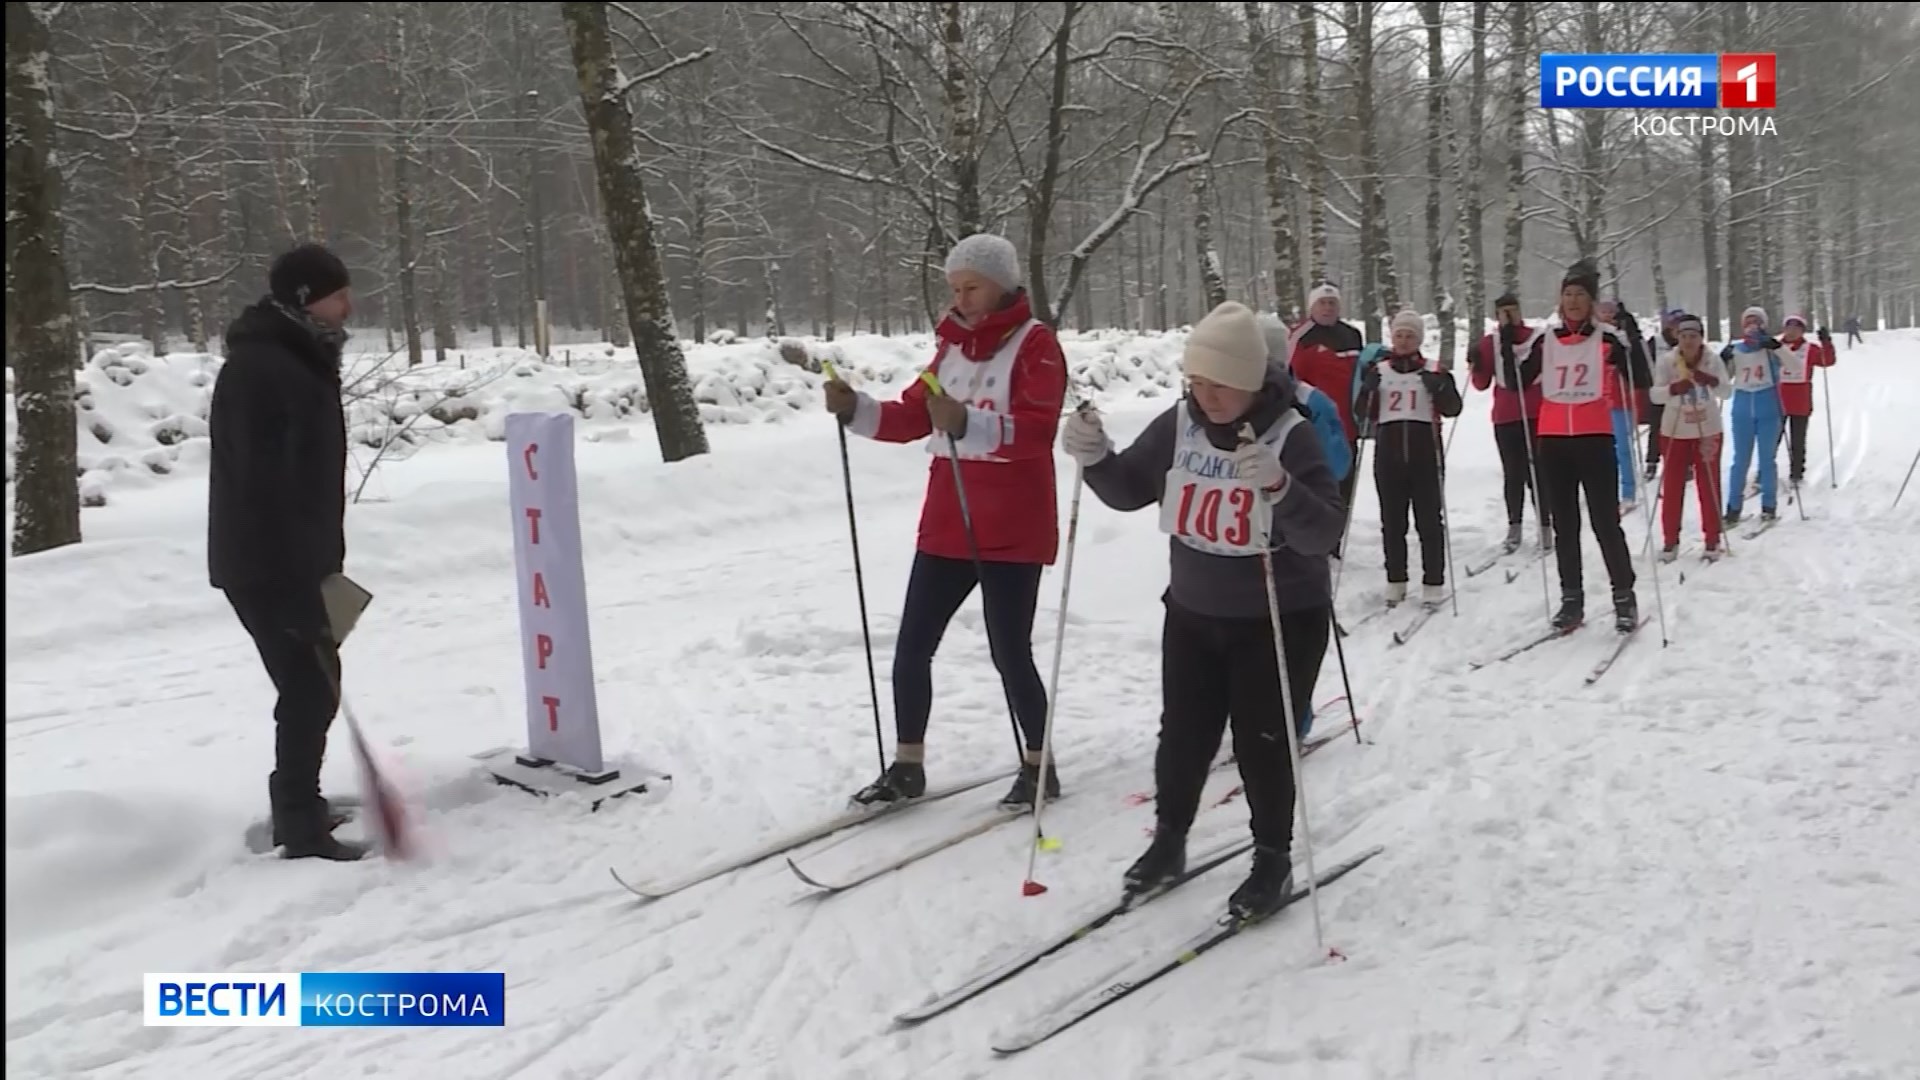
1352,309,1462,609
1472,291,1549,554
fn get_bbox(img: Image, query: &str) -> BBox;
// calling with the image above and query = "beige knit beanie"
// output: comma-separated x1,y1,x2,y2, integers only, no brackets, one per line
1183,302,1269,392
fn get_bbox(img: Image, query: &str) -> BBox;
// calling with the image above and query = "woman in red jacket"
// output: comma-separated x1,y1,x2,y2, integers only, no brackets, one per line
1771,314,1837,486
1471,291,1547,553
824,234,1068,810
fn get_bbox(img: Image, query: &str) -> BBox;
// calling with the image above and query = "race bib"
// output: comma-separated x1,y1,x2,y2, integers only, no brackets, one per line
1375,362,1431,423
1543,339,1603,404
1733,350,1774,390
1159,469,1270,557
1777,345,1809,383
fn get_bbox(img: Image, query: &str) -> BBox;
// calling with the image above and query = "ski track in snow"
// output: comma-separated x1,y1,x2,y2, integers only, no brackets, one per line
6,331,1919,1079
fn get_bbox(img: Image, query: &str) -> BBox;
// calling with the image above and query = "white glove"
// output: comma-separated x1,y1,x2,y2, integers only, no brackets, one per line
1060,407,1112,466
1231,440,1291,495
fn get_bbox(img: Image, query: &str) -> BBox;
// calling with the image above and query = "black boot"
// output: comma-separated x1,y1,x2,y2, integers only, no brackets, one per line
1123,827,1186,895
1000,760,1061,809
281,833,371,861
271,798,353,849
1228,846,1296,921
851,760,926,806
1551,596,1584,632
1613,588,1640,633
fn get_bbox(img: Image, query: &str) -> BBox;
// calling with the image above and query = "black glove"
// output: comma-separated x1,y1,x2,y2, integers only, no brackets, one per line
1763,336,1782,350
1818,326,1833,345
1419,370,1450,396
1360,362,1381,391
1719,343,1736,362
1499,321,1519,346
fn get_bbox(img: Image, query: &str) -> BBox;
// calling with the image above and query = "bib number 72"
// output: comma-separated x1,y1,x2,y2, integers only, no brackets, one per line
1172,483,1256,547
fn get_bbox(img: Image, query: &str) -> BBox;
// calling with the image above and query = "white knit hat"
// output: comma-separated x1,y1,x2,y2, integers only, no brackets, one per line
1184,302,1269,392
1741,305,1769,327
1306,282,1341,308
1390,309,1425,337
944,234,1022,292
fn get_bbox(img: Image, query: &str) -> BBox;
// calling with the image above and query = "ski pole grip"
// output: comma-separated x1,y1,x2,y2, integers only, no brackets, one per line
919,371,946,396
821,359,841,382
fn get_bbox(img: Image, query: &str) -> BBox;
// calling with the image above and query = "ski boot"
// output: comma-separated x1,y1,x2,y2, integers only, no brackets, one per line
1659,543,1679,564
1501,522,1523,555
1385,580,1407,608
851,760,926,806
1618,499,1637,519
1551,596,1584,633
1723,509,1743,527
1703,542,1724,563
281,834,370,862
1420,583,1446,609
1761,507,1778,523
270,798,354,849
1612,589,1640,634
1123,827,1187,897
999,759,1061,809
1227,846,1295,921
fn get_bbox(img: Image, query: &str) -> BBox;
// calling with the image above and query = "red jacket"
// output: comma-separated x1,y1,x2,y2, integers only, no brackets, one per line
1286,319,1364,442
1775,338,1835,416
855,293,1066,564
1472,329,1543,426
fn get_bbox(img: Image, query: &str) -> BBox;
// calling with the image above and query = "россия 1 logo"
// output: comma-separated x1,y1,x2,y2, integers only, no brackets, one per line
1540,53,1776,109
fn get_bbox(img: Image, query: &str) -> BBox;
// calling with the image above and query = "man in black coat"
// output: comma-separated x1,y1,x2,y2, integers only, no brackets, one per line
208,244,366,861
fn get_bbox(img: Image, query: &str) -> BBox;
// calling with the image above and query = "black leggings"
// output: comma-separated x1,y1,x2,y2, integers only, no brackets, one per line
893,552,1049,751
1493,420,1542,528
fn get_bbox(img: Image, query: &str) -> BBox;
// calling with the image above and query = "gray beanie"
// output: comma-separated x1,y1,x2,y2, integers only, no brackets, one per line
944,234,1022,292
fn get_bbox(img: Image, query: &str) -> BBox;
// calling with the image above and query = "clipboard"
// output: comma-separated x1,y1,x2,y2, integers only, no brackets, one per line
321,573,374,644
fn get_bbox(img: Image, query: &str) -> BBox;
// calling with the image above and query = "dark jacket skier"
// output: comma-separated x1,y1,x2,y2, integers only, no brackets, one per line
208,243,366,861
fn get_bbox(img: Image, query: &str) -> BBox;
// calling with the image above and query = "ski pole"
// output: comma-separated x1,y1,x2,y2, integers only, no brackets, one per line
1331,434,1367,603
1896,445,1920,510
823,361,887,777
1432,412,1460,619
1239,423,1324,954
1326,605,1363,744
1023,400,1093,897
1510,337,1553,622
315,642,411,860
1618,372,1669,649
918,372,1028,768
1821,358,1838,489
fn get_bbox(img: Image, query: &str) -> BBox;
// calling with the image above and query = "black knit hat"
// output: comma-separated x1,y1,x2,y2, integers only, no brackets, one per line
1560,259,1600,300
1493,290,1520,310
269,243,351,307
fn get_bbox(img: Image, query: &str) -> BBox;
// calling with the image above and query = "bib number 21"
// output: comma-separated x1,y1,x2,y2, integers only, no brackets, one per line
1173,483,1256,547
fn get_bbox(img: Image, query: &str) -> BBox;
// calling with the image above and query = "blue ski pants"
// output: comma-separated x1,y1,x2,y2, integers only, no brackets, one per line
1727,390,1782,514
1611,408,1636,502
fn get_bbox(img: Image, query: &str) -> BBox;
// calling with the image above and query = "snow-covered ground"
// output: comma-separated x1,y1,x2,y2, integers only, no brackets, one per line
6,328,1918,1079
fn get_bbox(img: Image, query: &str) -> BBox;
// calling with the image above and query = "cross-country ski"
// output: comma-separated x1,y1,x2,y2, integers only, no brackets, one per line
10,40,1917,1079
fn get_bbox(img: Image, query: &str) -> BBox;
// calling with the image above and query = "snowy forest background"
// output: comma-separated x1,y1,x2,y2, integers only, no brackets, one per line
7,0,1920,556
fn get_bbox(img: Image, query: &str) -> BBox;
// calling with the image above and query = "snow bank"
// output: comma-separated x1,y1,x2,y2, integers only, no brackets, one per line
6,331,1190,505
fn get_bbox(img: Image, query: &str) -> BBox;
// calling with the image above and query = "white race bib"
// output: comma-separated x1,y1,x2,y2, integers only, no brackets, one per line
1374,359,1435,423
1777,343,1810,384
1732,348,1776,391
1542,334,1605,404
1158,403,1302,558
923,320,1038,462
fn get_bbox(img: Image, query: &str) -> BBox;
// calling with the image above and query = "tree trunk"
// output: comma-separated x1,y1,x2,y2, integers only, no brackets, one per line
941,0,979,240
1298,2,1328,287
519,10,550,356
1698,135,1723,337
1022,1,1078,327
764,260,785,338
1349,0,1399,338
1420,1,1449,363
824,232,837,341
8,0,83,555
1161,4,1225,314
561,1,709,461
1463,1,1489,325
1500,0,1527,298
1245,1,1301,317
1156,189,1170,330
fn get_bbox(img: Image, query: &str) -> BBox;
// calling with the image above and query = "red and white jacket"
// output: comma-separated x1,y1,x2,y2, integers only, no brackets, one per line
1774,337,1835,416
1510,321,1634,438
846,292,1067,564
1471,327,1543,426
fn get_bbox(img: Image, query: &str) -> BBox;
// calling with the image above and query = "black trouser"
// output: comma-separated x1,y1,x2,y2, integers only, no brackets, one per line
1643,405,1665,468
227,587,340,841
1847,331,1862,348
893,552,1049,751
1538,435,1637,602
1334,437,1362,557
1374,422,1446,586
1775,413,1811,481
1493,420,1543,528
1155,599,1330,851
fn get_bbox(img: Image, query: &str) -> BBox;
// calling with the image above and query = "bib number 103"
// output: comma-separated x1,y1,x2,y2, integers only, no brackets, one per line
1172,483,1257,547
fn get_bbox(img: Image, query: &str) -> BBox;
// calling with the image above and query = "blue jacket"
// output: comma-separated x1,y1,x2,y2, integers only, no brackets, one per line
1298,384,1352,482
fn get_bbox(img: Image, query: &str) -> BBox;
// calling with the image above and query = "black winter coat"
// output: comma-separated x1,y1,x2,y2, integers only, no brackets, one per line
207,299,348,593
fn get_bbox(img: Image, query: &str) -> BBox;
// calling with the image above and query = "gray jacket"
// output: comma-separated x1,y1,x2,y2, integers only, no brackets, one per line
1083,361,1345,619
